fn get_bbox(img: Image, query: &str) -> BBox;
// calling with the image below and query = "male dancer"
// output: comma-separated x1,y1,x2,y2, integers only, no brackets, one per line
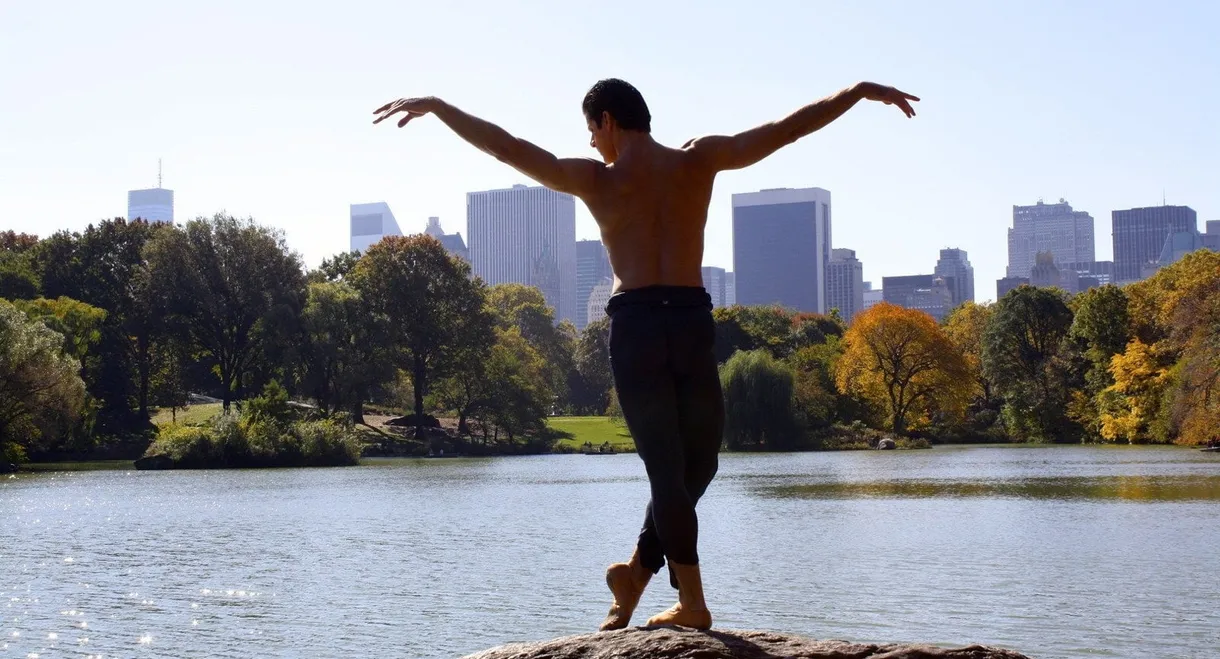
373,79,918,630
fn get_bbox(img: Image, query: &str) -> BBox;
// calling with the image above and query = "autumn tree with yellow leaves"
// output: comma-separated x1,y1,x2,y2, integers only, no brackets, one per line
835,303,970,436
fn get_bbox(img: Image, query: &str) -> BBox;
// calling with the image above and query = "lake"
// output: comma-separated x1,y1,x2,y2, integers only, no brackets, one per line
2,445,1218,658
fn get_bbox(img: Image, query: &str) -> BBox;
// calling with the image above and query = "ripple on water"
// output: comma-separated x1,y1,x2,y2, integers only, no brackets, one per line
1,447,1217,658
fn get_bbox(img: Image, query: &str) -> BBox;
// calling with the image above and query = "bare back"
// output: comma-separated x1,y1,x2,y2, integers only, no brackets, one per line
580,142,716,293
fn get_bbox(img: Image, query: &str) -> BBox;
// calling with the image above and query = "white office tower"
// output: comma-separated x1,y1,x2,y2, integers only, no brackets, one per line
350,202,403,253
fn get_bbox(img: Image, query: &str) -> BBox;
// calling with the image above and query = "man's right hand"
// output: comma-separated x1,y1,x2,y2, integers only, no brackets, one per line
855,82,920,118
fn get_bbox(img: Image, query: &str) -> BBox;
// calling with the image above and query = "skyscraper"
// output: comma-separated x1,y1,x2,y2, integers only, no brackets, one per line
882,274,955,322
724,272,736,306
827,248,864,322
700,266,727,308
934,248,974,308
467,184,577,325
862,282,883,312
576,239,614,329
1007,199,1095,278
422,216,469,263
350,202,402,253
732,187,832,313
585,280,614,327
128,187,174,223
1202,220,1220,252
1112,205,1198,282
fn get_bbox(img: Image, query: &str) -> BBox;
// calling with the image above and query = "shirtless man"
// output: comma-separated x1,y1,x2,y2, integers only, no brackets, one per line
373,79,918,630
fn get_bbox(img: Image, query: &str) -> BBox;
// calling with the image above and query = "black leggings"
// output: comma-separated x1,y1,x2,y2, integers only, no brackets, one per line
607,285,724,580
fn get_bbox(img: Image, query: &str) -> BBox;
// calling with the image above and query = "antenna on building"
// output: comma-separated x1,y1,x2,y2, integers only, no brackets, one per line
158,158,163,188
1162,189,1166,206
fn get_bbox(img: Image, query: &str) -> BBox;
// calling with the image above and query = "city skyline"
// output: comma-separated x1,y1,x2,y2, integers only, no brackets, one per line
3,2,1217,302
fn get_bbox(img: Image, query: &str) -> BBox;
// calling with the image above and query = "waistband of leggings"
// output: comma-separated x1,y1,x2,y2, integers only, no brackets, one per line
606,285,712,313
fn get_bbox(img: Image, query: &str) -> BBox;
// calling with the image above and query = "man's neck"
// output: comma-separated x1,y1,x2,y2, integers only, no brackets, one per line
613,131,655,161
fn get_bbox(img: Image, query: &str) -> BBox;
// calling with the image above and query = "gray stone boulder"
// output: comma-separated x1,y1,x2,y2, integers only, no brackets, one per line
462,628,1030,659
878,437,897,450
0,462,18,474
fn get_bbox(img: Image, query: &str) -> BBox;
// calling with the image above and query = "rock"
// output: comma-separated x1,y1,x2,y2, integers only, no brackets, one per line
878,438,897,450
386,413,441,428
133,454,174,470
462,628,1030,659
0,463,18,474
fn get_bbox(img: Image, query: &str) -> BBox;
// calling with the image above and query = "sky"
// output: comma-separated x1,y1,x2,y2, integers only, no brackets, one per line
2,0,1217,301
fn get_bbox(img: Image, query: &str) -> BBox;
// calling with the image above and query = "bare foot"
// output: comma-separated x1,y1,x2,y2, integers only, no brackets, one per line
599,562,647,631
645,603,713,630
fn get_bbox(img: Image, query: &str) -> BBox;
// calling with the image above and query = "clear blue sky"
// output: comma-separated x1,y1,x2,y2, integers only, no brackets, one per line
2,0,1216,301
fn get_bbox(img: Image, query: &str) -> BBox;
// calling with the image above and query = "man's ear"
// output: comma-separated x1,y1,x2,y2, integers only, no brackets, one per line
601,110,614,130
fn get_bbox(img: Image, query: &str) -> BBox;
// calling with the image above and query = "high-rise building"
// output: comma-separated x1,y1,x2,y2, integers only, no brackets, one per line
827,248,864,322
1007,199,1095,278
576,240,614,329
1112,205,1197,282
1029,251,1078,292
1150,231,1206,276
423,216,469,263
997,276,1030,299
701,266,728,308
862,281,883,313
725,272,736,306
934,248,974,308
585,279,614,327
350,202,402,253
1202,221,1220,252
732,187,832,313
467,184,577,325
882,274,955,322
128,187,174,223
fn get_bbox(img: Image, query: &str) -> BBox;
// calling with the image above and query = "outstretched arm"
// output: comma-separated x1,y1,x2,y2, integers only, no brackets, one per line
684,82,919,172
373,97,602,197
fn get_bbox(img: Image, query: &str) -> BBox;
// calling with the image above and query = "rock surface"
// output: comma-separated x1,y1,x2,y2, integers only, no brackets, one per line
462,628,1031,659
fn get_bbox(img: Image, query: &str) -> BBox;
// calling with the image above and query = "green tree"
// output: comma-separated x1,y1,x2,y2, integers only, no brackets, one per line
0,300,88,462
0,232,40,300
145,214,306,411
351,235,493,433
474,328,552,442
299,281,394,420
1069,285,1131,439
570,317,612,415
308,250,363,284
720,349,799,450
32,219,170,428
485,283,575,410
983,286,1079,442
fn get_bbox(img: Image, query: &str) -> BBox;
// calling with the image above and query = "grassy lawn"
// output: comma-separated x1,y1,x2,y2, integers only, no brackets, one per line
548,416,636,452
150,402,223,428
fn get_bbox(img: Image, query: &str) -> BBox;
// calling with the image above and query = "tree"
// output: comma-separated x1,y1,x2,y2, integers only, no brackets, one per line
308,250,363,284
0,232,40,300
983,286,1079,442
836,303,970,436
1098,338,1172,443
788,342,840,430
145,214,306,411
1069,285,1131,439
473,328,552,442
299,281,394,420
1114,251,1220,444
720,349,799,450
31,219,170,428
485,283,574,410
570,317,612,415
0,300,88,462
351,235,493,433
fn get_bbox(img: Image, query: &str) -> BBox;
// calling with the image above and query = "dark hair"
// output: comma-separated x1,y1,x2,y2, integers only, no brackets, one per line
582,78,651,133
